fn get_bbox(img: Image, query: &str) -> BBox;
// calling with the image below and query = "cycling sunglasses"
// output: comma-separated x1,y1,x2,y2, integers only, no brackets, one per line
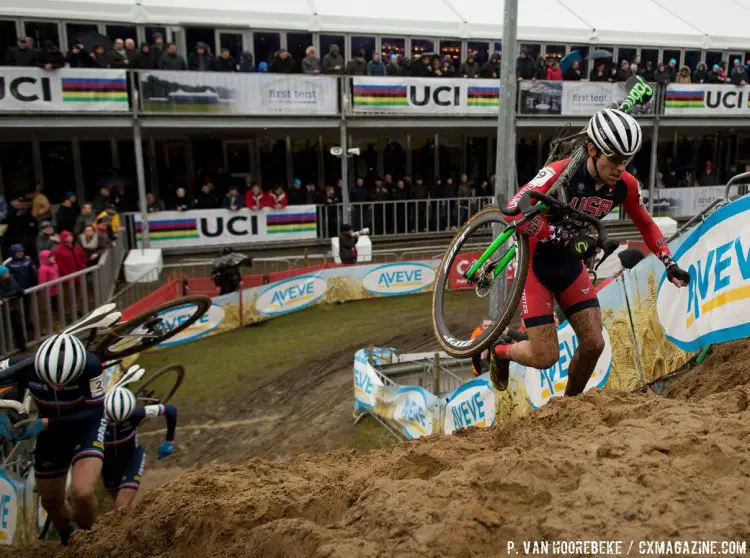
602,152,633,166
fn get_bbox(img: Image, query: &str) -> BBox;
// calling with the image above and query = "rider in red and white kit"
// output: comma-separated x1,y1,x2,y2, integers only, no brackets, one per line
490,108,690,394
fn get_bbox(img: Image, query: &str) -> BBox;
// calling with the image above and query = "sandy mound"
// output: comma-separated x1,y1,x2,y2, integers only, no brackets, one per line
667,340,750,401
36,354,750,557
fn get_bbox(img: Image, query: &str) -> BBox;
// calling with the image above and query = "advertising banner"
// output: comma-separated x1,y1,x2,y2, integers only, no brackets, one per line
657,195,750,352
352,77,500,115
139,71,338,115
665,84,750,115
0,67,129,112
443,374,496,434
134,206,318,249
0,471,17,545
520,80,655,115
651,186,738,218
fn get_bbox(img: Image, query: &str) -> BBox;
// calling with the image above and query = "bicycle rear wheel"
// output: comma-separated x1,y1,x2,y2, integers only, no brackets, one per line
432,206,529,358
93,296,211,361
134,364,185,405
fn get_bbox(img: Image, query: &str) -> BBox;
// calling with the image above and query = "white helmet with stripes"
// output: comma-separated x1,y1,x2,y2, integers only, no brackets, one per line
34,333,87,388
586,108,642,157
105,387,136,422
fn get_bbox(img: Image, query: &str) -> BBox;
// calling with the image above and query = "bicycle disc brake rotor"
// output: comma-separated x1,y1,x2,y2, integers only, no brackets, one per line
474,260,495,298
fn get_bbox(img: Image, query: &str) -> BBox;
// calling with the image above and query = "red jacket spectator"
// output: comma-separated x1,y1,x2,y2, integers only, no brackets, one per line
270,187,288,209
245,186,274,210
546,66,563,80
53,231,86,278
37,250,60,296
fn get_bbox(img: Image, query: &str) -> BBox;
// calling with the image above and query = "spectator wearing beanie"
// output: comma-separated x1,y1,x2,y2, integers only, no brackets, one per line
693,63,709,84
667,58,678,82
271,49,295,73
515,49,535,80
36,221,59,254
287,179,305,206
708,64,724,84
188,42,214,72
238,51,255,72
2,244,38,290
55,192,79,233
53,231,86,278
460,54,480,78
322,44,345,75
480,52,501,79
386,54,402,76
731,59,748,86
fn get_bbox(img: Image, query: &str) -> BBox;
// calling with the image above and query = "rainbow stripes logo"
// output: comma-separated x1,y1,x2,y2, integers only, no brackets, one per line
136,218,198,242
468,86,499,107
61,77,128,104
266,211,316,234
353,84,407,107
665,89,704,109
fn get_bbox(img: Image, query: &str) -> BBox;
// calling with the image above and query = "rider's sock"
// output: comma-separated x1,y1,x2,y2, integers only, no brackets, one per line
59,520,78,547
493,343,513,360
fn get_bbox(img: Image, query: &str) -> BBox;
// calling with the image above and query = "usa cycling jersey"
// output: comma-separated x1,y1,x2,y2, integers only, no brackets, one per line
105,404,177,455
504,158,673,327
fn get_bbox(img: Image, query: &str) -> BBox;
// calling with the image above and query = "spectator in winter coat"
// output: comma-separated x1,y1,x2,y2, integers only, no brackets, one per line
4,37,37,66
270,186,289,209
534,56,547,80
257,61,269,73
36,221,59,254
460,54,480,78
238,52,255,73
55,192,79,233
65,42,90,68
617,60,630,82
107,39,129,69
74,204,95,235
367,53,387,76
708,64,724,84
639,61,654,82
346,50,367,75
95,205,121,240
131,43,156,70
443,177,457,199
629,63,639,78
590,62,607,82
563,60,582,81
53,231,86,278
222,186,245,211
516,49,535,80
245,184,273,210
215,48,236,72
150,33,165,62
480,53,501,78
287,179,305,206
160,43,186,70
193,184,217,209
0,265,26,350
271,49,295,73
37,251,60,294
302,47,322,74
322,44,345,75
693,63,709,84
667,58,678,82
438,60,455,78
457,175,473,198
731,59,748,86
2,244,38,290
31,184,52,223
169,188,191,211
146,193,164,213
607,67,619,82
305,183,321,204
78,225,110,266
90,45,109,68
351,177,369,202
654,63,672,85
546,60,563,80
188,42,215,72
386,55,402,76
410,177,428,200
676,65,692,84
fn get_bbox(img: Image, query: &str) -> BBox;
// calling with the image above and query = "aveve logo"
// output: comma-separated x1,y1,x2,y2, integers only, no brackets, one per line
156,303,225,347
443,378,496,435
657,196,750,351
362,263,435,295
256,275,327,315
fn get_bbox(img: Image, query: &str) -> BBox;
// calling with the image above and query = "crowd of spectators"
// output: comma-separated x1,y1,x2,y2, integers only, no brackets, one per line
4,33,750,86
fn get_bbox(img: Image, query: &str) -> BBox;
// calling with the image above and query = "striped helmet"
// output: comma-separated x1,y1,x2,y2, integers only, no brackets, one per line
105,387,136,422
586,109,642,157
34,334,86,388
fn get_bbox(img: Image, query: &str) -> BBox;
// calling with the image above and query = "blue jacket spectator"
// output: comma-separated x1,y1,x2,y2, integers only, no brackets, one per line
2,244,38,290
188,42,215,72
367,54,387,76
238,51,255,72
257,61,269,73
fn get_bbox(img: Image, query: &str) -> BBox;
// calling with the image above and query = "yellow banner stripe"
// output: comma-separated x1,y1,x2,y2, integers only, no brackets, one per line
686,284,750,328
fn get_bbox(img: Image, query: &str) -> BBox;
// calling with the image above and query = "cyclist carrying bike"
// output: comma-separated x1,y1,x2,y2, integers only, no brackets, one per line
0,333,106,545
103,386,177,508
490,108,690,394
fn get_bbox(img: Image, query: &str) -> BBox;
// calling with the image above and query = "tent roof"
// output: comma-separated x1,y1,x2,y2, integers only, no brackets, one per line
6,0,750,50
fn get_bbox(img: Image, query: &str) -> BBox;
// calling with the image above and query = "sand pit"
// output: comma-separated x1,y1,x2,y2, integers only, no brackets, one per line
25,338,749,557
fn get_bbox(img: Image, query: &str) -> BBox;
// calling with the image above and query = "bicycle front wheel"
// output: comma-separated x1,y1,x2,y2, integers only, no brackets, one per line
93,296,211,361
432,206,529,358
134,364,185,405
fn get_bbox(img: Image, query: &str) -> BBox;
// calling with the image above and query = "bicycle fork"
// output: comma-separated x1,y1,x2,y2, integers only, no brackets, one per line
464,225,517,283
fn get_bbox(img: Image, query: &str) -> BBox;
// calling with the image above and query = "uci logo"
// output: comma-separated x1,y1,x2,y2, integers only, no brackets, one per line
0,76,52,103
200,215,259,238
410,85,460,107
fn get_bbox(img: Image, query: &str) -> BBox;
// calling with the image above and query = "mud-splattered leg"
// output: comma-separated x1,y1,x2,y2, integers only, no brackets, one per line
565,307,605,396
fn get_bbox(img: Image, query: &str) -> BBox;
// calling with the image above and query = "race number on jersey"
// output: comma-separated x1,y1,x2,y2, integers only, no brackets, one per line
89,374,105,398
528,166,557,188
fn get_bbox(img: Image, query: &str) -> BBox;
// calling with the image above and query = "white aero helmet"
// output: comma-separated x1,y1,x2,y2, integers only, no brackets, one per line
586,108,642,157
105,387,136,422
35,333,87,387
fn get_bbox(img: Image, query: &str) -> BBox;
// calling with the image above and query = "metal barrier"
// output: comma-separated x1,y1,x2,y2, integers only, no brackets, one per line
0,231,126,357
317,197,495,239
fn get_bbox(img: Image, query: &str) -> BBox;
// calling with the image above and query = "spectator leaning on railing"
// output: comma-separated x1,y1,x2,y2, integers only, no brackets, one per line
546,59,563,81
322,44,344,75
90,45,109,68
367,53,386,76
302,47,322,75
74,203,95,235
131,43,156,70
107,38,129,69
461,54,480,78
731,59,748,86
346,50,367,76
564,60,582,81
36,221,59,254
677,65,692,84
215,48,236,72
0,266,26,351
4,36,36,66
78,225,110,267
693,63,709,84
271,49,295,73
65,42,90,68
387,54,402,76
222,186,244,211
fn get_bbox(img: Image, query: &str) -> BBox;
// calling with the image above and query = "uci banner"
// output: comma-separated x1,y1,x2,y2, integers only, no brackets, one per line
665,84,750,115
0,67,129,112
133,206,318,248
352,76,500,115
657,194,750,351
139,71,338,115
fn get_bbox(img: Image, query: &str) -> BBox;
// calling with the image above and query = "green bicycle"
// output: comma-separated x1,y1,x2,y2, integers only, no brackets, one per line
431,75,654,358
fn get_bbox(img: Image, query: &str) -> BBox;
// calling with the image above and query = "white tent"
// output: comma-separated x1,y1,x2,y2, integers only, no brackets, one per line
5,0,750,50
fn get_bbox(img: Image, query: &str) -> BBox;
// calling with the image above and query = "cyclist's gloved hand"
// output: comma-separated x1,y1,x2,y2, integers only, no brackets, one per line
14,419,44,441
0,415,14,443
667,263,690,287
567,234,597,260
157,441,174,460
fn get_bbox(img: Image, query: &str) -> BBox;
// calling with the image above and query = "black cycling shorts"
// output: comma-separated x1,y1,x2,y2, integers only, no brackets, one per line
34,416,106,479
102,446,146,492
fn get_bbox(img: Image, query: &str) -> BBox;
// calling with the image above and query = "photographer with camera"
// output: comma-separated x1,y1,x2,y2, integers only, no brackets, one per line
211,247,252,295
338,224,369,265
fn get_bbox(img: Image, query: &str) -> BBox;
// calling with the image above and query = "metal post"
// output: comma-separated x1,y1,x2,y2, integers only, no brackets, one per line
489,0,518,320
131,76,150,248
340,77,352,226
648,117,659,214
